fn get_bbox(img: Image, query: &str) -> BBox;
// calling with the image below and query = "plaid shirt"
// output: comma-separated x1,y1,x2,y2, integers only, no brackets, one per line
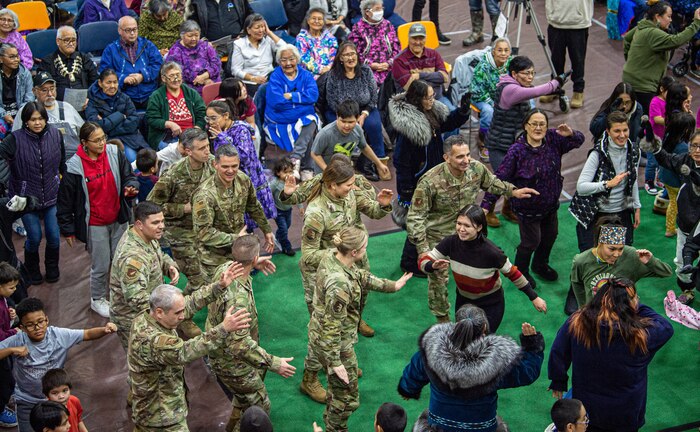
120,39,138,64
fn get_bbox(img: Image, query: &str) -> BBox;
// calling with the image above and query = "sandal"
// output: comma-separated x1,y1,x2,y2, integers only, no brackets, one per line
678,289,695,305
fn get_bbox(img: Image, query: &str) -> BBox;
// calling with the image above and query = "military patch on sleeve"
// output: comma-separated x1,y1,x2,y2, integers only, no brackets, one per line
154,334,179,348
305,228,318,241
332,300,345,315
124,259,143,283
413,189,425,208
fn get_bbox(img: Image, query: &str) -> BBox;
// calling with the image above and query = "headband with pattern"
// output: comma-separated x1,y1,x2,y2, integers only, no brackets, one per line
599,225,627,245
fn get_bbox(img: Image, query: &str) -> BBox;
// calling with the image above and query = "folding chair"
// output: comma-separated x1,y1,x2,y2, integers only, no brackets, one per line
77,21,119,66
250,0,295,43
202,82,221,105
7,1,51,32
26,29,58,64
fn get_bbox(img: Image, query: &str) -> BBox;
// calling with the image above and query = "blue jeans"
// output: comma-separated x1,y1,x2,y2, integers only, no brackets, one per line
473,100,494,131
275,208,292,251
325,109,386,157
645,151,658,182
469,0,500,14
21,205,60,252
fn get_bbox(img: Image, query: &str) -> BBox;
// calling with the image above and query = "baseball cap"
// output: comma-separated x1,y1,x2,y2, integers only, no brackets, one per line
33,71,56,87
408,23,427,38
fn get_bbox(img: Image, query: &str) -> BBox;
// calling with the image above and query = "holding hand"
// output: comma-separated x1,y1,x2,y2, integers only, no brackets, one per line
431,259,450,270
222,307,252,332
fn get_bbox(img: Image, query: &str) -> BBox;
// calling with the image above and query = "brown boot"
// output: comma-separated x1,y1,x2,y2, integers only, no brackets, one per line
300,370,327,404
377,157,392,181
178,319,202,339
501,198,518,223
225,407,243,432
571,92,584,109
358,319,375,337
486,211,501,227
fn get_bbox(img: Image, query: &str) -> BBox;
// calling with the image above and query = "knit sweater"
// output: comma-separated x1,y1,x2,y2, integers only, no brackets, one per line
347,18,401,85
323,65,378,113
482,129,585,219
570,246,673,306
419,235,537,301
139,10,184,51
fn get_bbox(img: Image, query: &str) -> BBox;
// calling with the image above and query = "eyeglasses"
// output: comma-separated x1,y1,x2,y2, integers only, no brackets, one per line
423,94,435,101
0,18,14,24
87,135,107,144
690,144,700,152
164,73,182,82
120,27,138,34
205,115,221,123
279,57,296,64
518,70,536,77
36,86,57,94
22,317,48,330
527,122,547,129
576,413,590,425
341,52,357,59
58,37,77,44
308,17,324,22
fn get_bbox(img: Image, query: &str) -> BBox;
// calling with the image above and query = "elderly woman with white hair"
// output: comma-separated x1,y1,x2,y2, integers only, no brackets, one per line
227,13,285,96
146,61,207,150
165,20,221,95
264,44,319,179
347,0,401,86
0,9,32,70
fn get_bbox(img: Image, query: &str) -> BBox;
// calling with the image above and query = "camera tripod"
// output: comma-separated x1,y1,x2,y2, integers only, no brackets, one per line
501,0,570,113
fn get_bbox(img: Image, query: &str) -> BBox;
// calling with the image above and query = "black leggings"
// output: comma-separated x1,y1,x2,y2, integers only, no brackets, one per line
455,288,505,333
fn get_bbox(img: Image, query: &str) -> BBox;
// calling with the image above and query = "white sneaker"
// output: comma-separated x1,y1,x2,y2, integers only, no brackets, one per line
91,298,110,318
300,170,314,182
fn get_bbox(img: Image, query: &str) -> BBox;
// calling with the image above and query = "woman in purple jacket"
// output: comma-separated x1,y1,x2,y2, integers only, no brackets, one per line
81,0,130,24
482,109,584,288
548,277,673,432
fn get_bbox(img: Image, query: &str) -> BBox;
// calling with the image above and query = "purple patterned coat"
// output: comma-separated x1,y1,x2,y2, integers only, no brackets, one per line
347,18,401,85
165,40,221,95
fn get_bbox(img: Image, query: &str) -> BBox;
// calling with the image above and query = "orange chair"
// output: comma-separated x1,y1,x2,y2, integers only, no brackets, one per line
202,82,221,105
397,20,452,74
7,2,50,32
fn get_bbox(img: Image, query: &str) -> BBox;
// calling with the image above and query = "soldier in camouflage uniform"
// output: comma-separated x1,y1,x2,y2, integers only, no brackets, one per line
191,144,274,279
290,161,393,403
110,201,180,351
128,278,251,432
147,129,215,292
406,135,537,321
207,235,296,432
306,227,412,432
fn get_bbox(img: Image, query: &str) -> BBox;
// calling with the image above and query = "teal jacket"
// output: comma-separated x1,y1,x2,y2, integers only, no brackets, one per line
145,84,206,149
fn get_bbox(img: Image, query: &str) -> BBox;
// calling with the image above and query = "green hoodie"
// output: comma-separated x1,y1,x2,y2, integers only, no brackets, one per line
622,18,700,94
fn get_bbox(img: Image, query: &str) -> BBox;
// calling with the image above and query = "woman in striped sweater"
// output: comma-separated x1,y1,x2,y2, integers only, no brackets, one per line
419,204,547,331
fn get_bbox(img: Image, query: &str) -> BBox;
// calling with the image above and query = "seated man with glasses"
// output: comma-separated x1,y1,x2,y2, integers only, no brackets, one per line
37,26,99,105
0,297,117,432
12,72,84,160
100,16,164,110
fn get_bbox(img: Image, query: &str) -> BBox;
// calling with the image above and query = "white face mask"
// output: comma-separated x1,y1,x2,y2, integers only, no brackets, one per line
371,10,383,21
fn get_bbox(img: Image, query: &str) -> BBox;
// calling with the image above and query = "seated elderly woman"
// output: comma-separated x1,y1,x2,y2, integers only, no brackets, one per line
0,43,34,138
264,44,319,179
86,68,149,163
469,37,512,162
309,0,348,40
347,0,401,86
38,26,99,103
139,0,184,55
227,13,285,96
146,61,207,150
296,7,338,79
0,9,32,70
165,20,220,95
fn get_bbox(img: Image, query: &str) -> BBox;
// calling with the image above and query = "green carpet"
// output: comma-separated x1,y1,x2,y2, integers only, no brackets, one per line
190,192,698,431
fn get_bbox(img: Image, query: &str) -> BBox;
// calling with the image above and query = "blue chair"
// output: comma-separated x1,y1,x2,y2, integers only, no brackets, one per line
26,29,58,65
57,0,78,15
250,0,295,43
78,21,119,66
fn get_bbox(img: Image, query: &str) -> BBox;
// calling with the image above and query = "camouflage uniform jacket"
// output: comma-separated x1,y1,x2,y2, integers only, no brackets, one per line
109,228,178,333
192,171,272,267
309,252,395,368
407,161,515,254
146,155,216,242
128,282,229,428
301,188,390,269
205,262,281,375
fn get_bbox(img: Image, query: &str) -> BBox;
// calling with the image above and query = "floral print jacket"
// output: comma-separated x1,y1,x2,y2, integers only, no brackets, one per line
296,29,337,78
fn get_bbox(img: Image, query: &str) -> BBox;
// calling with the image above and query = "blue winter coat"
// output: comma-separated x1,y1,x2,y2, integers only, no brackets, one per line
399,323,544,432
548,304,673,431
85,82,148,151
99,37,163,103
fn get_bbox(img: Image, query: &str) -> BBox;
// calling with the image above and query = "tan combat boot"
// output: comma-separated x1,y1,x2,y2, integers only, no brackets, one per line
178,319,202,339
358,319,375,337
377,157,391,181
571,92,584,109
485,211,500,228
300,370,327,404
539,94,557,103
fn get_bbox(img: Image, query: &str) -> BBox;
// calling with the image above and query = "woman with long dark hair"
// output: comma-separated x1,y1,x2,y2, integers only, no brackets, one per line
589,82,644,143
400,304,544,432
548,277,673,432
218,77,259,153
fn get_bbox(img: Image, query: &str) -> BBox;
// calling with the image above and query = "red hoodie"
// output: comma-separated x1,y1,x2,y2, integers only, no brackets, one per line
77,146,120,226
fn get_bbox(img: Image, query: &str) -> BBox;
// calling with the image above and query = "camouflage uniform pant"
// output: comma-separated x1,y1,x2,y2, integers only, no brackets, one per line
302,256,369,373
426,235,450,318
114,316,133,352
213,363,270,432
133,419,188,431
171,240,206,293
321,349,359,432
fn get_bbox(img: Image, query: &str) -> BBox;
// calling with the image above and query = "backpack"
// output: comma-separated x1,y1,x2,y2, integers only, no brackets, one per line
448,47,491,106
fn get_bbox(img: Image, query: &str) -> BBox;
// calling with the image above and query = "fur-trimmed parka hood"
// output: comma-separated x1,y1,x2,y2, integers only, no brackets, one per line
388,92,450,148
419,323,522,394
